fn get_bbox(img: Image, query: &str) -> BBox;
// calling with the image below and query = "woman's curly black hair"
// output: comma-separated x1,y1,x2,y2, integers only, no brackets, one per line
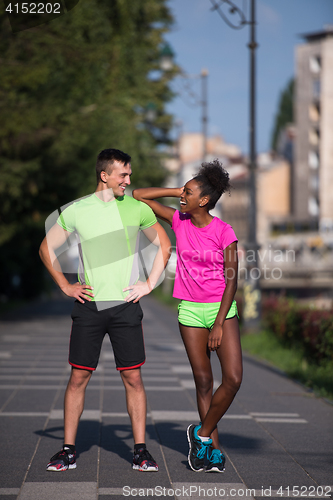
193,159,231,211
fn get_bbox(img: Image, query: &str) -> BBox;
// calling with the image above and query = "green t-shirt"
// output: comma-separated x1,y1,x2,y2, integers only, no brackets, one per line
57,193,157,302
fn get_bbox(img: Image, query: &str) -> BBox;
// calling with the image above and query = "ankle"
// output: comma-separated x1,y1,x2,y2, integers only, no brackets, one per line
134,443,146,453
63,444,76,453
197,434,211,443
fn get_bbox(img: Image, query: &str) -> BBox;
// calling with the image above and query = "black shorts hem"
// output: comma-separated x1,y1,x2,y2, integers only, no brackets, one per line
69,361,96,371
117,360,145,371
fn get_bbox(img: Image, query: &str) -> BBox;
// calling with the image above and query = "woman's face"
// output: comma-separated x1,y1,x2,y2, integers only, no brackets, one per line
179,179,205,213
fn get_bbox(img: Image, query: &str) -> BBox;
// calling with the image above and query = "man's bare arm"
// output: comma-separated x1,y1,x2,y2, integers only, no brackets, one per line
39,223,94,303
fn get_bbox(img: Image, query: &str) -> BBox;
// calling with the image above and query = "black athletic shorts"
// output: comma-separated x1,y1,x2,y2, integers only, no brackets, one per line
69,300,145,371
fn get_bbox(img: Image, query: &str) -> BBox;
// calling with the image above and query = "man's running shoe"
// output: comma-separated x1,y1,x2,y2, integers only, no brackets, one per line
46,448,77,471
132,447,158,471
187,424,212,472
205,448,225,473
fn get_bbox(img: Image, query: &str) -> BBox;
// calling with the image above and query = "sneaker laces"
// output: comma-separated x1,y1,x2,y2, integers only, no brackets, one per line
197,441,211,459
209,449,223,464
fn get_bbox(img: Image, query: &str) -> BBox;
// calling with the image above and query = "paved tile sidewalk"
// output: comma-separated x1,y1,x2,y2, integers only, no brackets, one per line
0,296,332,500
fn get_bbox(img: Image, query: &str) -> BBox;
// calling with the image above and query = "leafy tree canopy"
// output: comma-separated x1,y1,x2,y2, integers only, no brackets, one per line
0,0,177,298
271,78,294,152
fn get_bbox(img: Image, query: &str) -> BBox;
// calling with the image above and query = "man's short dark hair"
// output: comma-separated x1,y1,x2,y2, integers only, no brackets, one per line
96,148,131,184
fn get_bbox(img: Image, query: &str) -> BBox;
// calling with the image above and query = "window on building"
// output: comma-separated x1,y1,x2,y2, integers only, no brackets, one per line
313,79,321,99
309,128,320,146
309,55,321,73
308,196,319,217
308,150,319,169
309,173,319,192
309,103,320,121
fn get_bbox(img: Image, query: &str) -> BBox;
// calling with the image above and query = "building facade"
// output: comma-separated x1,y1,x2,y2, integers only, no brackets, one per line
294,26,333,231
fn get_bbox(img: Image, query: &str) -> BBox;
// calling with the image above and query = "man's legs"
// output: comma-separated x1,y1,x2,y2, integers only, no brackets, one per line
46,367,92,471
109,302,158,470
120,367,146,444
120,367,158,471
47,301,104,470
64,367,93,445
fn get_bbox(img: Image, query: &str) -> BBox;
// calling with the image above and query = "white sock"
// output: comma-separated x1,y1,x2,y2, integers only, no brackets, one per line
198,434,211,442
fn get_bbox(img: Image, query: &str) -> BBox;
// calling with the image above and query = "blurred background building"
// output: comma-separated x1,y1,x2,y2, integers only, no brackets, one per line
163,25,333,303
294,25,333,234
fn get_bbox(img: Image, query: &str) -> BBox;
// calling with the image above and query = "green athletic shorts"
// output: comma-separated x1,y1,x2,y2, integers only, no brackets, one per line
178,300,238,329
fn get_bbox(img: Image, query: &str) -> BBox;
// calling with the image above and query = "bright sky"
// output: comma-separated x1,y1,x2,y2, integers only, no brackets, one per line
165,0,333,154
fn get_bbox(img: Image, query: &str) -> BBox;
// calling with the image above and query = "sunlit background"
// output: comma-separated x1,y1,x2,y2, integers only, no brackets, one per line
0,0,333,411
1,0,332,307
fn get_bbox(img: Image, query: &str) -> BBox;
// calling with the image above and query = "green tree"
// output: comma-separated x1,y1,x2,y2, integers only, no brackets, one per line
0,0,177,299
271,78,294,151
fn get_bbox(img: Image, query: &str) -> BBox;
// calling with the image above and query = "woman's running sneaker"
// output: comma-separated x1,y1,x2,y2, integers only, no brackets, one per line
205,448,225,473
132,447,158,471
187,424,212,472
46,447,77,471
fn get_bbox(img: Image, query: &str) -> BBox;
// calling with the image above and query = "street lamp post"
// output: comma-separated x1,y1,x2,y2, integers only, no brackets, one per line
248,0,257,252
210,0,261,329
201,68,209,162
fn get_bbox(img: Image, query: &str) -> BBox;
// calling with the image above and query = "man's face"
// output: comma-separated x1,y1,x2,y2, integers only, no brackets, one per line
103,161,132,197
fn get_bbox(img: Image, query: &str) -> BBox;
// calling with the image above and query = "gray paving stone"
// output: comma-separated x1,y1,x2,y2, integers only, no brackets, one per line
0,390,14,408
4,390,60,412
18,482,97,500
0,296,332,500
217,418,317,490
0,417,47,488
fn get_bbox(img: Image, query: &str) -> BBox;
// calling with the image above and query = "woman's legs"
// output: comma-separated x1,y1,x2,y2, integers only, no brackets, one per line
179,324,220,448
199,316,243,439
180,316,242,449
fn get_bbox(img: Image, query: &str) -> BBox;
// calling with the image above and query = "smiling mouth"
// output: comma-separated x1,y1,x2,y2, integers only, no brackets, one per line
180,201,186,205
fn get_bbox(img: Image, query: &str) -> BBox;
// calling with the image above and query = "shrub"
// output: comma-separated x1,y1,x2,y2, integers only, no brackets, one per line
262,295,333,364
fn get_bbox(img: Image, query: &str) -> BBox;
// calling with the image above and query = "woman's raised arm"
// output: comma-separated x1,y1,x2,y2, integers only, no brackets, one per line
132,187,183,225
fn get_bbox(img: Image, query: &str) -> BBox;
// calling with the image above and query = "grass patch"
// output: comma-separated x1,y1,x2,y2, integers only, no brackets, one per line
241,329,333,401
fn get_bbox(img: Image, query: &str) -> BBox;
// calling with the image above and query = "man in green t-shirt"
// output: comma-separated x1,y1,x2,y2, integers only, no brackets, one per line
39,148,171,472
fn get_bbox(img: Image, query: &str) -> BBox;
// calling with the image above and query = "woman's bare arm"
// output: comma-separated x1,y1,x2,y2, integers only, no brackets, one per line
132,187,183,225
208,241,238,351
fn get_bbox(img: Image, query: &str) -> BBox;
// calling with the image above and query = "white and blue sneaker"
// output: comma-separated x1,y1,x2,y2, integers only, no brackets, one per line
205,448,225,473
187,424,212,472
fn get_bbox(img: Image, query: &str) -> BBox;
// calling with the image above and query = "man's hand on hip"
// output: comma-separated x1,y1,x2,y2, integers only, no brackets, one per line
61,282,94,303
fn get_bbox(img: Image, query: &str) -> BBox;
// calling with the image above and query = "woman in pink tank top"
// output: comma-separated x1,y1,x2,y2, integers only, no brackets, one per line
133,160,242,473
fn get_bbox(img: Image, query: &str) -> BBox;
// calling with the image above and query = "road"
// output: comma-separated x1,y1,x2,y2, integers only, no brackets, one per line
0,295,332,500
